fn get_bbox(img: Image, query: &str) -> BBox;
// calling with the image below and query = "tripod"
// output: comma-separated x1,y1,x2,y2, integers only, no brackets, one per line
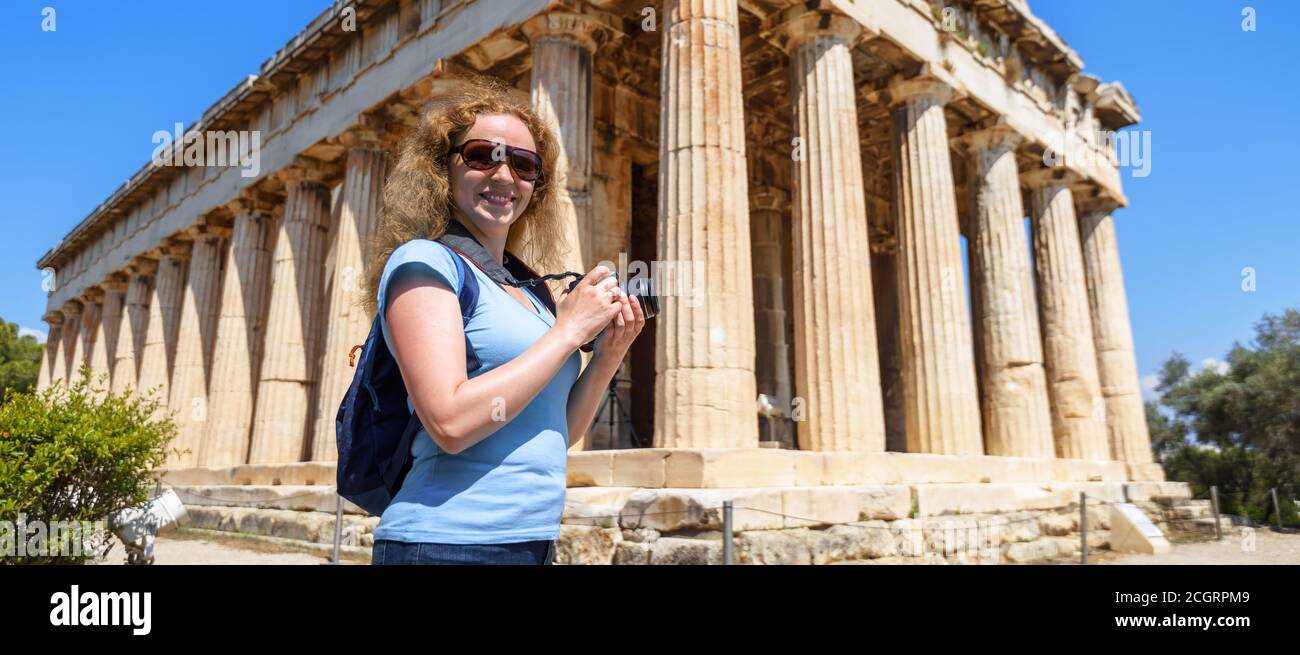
591,377,642,449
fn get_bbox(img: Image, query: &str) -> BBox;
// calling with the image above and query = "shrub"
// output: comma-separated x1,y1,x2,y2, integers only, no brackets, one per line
0,366,177,564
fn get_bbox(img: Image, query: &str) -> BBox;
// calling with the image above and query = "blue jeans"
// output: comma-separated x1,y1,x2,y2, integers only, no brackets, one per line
371,538,555,565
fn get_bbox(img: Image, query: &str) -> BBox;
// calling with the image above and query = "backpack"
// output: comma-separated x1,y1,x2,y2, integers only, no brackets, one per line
334,231,560,516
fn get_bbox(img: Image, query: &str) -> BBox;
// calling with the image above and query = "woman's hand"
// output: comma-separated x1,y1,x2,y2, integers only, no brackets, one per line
554,265,624,349
591,286,646,362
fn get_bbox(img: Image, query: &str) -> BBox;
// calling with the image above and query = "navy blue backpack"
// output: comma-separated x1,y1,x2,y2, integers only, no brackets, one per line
335,227,560,516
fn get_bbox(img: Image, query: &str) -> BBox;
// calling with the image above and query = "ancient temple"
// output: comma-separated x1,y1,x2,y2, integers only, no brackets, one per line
36,0,1168,537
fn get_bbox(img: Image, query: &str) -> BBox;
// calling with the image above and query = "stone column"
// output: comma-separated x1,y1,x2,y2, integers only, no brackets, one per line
136,241,190,408
1025,169,1108,461
311,134,387,461
750,189,793,446
1079,202,1153,464
775,12,887,452
887,71,984,456
200,197,277,467
38,312,63,390
249,168,332,464
79,289,110,391
653,0,759,448
523,12,602,276
59,301,83,383
112,259,157,395
168,225,230,468
960,125,1054,458
97,276,128,393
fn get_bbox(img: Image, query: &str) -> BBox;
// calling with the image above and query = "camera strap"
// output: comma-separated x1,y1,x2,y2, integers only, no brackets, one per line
435,220,563,316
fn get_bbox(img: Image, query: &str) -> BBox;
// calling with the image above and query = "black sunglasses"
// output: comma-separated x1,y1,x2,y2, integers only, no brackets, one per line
450,138,545,184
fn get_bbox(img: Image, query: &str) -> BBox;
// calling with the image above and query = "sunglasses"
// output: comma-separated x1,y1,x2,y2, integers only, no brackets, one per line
449,138,545,184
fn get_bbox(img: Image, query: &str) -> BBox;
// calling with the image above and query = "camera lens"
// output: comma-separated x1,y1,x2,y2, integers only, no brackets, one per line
626,276,659,319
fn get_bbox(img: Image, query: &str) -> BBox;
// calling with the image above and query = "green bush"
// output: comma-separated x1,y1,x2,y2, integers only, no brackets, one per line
0,366,177,564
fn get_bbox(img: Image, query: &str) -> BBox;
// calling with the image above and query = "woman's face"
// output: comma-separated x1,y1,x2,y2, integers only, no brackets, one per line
448,113,539,240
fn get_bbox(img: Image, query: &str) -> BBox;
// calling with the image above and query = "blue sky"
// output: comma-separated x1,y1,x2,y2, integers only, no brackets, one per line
2,1,1297,400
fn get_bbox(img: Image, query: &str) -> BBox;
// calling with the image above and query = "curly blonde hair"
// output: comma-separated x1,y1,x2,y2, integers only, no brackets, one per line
362,75,565,315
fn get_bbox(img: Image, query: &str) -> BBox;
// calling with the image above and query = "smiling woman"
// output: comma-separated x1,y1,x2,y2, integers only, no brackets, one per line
362,76,644,565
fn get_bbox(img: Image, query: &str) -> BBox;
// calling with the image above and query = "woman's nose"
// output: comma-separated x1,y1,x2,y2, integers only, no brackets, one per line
491,161,515,185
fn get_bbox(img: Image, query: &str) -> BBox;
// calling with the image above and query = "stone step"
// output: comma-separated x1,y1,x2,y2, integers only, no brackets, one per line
1165,517,1236,534
175,527,373,562
180,505,380,547
1164,505,1211,520
169,484,366,514
1151,492,1196,507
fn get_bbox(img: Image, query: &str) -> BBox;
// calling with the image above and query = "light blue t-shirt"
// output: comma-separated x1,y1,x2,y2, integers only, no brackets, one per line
371,239,581,544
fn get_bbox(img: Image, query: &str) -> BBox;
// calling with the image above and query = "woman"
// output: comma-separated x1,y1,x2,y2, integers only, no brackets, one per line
362,78,644,565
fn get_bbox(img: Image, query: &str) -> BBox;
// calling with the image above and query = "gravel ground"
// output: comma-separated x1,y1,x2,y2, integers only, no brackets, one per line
90,529,1300,565
94,531,366,565
1101,529,1300,565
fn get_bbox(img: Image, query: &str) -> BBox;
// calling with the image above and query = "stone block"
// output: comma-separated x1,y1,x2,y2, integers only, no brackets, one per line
1039,513,1074,536
608,448,671,487
649,537,724,565
663,449,796,488
566,451,614,487
618,487,785,532
557,525,622,565
823,522,895,559
1109,502,1171,555
999,512,1042,543
613,541,653,565
735,529,811,565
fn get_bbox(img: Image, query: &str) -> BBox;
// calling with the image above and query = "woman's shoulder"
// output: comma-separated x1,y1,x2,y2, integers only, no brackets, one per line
379,239,473,313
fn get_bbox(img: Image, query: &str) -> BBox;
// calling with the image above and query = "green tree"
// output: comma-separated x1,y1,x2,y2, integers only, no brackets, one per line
1148,308,1300,527
0,318,43,404
0,366,176,564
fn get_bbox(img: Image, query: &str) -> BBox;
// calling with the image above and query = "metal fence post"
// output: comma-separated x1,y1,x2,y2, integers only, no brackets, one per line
1079,492,1088,565
1272,487,1284,530
723,501,733,566
1210,485,1222,541
332,493,344,564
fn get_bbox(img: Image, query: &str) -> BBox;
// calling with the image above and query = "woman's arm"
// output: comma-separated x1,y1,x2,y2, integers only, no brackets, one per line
387,264,622,455
388,276,576,454
565,352,622,447
565,292,646,447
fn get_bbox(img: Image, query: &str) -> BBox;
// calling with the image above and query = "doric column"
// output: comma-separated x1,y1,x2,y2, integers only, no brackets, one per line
959,125,1054,458
1078,201,1152,464
112,258,157,395
774,11,886,452
311,133,387,461
750,189,793,444
38,312,63,390
653,0,759,448
97,276,128,393
249,166,333,464
78,288,110,391
886,70,983,455
168,224,230,468
523,12,603,275
59,301,83,384
1024,169,1108,461
136,241,190,408
200,196,277,467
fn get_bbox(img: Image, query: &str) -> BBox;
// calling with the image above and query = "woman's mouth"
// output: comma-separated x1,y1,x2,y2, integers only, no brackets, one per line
479,191,514,207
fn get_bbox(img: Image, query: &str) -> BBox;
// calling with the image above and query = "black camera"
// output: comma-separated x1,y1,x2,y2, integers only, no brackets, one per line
564,272,660,352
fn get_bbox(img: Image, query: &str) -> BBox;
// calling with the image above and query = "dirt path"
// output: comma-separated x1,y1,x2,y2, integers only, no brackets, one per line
93,529,369,565
1099,529,1300,565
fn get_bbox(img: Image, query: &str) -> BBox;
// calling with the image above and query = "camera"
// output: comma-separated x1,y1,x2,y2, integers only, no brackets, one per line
564,272,659,352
